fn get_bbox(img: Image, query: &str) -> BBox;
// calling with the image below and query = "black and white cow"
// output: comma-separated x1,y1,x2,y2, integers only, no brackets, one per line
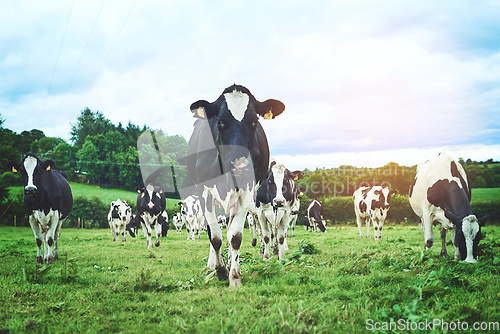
107,199,132,242
179,195,203,240
288,188,305,237
186,84,285,287
353,186,397,240
158,211,169,237
256,160,304,260
136,184,166,249
8,154,73,265
409,153,488,263
306,200,326,232
217,215,228,229
172,212,184,234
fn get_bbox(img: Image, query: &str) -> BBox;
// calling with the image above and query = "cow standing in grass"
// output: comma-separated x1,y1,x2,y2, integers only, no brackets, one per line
353,186,397,240
409,153,488,263
306,200,326,232
107,199,132,242
187,84,285,287
136,184,166,249
255,160,304,260
8,154,73,265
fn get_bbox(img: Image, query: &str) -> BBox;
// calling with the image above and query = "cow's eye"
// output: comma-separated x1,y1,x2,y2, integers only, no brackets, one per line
218,120,225,129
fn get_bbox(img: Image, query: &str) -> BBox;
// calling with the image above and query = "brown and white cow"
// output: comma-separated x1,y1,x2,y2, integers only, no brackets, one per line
353,186,397,240
409,153,488,263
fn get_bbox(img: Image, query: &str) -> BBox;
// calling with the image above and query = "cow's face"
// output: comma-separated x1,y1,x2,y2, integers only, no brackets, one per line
265,161,304,208
180,196,198,219
191,85,285,181
453,214,487,263
8,154,54,196
136,184,163,215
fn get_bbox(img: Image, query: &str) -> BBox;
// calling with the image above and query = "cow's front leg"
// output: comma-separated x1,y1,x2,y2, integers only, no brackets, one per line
154,221,161,247
276,213,289,260
258,210,271,260
110,222,116,241
450,228,460,260
204,198,228,280
440,226,448,257
227,209,246,287
365,217,370,239
422,214,435,249
45,213,61,264
144,219,153,249
121,221,127,242
29,216,44,265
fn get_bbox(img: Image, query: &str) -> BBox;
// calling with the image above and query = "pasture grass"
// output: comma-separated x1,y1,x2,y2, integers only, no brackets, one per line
472,188,500,202
1,224,499,333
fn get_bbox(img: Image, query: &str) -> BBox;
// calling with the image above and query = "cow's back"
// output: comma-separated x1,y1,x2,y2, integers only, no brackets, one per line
40,170,73,219
409,153,470,218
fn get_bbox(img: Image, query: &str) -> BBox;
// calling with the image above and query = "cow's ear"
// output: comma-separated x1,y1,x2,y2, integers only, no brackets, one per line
135,187,144,194
190,100,214,119
7,161,20,173
290,170,304,181
178,202,183,206
258,99,285,119
478,215,488,227
42,160,55,171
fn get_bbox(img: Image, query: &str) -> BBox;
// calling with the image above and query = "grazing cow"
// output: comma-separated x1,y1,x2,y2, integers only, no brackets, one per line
409,153,488,263
8,154,73,265
179,195,203,240
126,213,143,238
306,200,326,232
353,186,397,240
172,213,184,234
186,84,285,287
136,184,166,249
256,160,304,260
107,199,132,242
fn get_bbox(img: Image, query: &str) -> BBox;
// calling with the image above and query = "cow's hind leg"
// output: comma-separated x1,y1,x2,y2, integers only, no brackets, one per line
45,213,61,264
356,215,364,238
154,221,161,247
53,219,62,260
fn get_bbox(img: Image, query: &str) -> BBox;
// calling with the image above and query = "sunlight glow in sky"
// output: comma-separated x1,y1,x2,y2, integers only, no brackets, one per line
1,1,500,168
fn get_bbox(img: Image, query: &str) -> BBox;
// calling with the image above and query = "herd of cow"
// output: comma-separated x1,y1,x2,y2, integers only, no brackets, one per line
8,85,488,287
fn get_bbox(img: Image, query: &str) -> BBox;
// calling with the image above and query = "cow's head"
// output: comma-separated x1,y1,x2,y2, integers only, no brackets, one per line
7,154,54,196
445,210,487,263
191,84,285,183
179,196,199,220
136,184,164,216
264,160,304,208
373,186,398,209
111,200,131,221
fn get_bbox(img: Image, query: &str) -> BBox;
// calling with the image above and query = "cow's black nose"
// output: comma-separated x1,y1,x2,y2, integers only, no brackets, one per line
24,187,38,196
273,199,285,207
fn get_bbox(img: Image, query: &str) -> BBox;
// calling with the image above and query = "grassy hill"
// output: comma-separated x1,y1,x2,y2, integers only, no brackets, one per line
8,182,181,210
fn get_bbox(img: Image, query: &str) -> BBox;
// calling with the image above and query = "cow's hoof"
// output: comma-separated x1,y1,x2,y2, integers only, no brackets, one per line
440,250,449,257
36,256,43,265
47,256,55,264
216,266,229,281
252,239,257,247
155,241,160,247
54,252,59,260
229,274,242,288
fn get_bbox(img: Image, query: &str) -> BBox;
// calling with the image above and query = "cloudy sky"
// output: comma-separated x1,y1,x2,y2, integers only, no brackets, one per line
2,0,500,169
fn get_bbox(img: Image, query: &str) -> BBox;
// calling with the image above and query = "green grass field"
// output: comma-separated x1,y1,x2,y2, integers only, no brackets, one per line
1,224,499,333
472,188,500,202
